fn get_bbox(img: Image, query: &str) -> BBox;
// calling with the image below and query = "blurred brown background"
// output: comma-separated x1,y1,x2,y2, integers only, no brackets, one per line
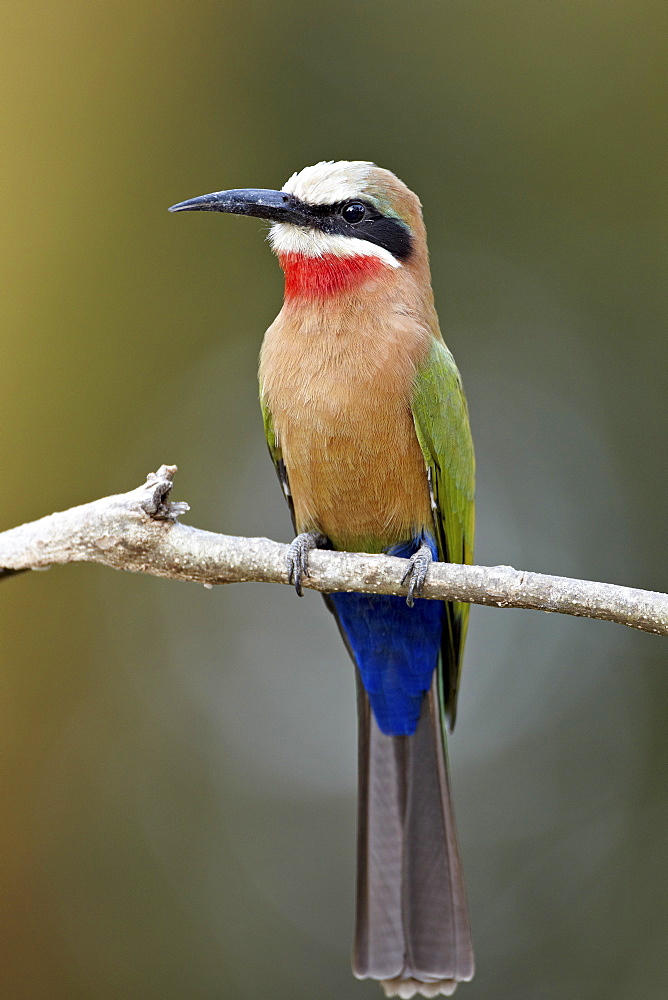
1,2,666,998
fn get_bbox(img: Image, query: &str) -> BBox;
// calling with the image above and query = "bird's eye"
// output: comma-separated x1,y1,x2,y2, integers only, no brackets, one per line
341,202,366,224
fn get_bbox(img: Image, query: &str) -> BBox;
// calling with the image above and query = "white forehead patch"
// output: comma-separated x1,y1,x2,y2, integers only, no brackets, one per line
282,160,374,206
268,222,401,269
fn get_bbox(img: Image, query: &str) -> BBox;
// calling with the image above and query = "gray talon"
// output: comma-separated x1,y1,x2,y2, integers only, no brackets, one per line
287,531,326,596
402,543,433,607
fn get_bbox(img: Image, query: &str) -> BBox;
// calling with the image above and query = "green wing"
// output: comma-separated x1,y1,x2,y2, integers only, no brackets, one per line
260,393,280,468
260,394,296,528
411,337,475,730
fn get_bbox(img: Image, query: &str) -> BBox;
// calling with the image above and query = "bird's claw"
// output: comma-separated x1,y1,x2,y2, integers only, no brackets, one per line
286,531,326,596
402,543,433,607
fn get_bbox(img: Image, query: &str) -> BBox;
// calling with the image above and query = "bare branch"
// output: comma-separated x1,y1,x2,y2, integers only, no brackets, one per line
0,465,666,637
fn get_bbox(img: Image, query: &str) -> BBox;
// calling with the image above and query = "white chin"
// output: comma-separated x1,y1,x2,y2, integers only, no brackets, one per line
268,223,401,269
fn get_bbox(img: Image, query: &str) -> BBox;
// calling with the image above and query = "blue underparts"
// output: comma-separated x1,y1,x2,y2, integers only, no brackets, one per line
329,536,443,736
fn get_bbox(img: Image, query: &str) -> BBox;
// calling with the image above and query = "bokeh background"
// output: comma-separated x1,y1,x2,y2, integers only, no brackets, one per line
1,2,666,998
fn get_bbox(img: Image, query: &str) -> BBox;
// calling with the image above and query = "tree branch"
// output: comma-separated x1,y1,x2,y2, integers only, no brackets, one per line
0,465,666,637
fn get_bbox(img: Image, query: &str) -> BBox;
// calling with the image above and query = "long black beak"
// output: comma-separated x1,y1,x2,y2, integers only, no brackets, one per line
168,188,310,225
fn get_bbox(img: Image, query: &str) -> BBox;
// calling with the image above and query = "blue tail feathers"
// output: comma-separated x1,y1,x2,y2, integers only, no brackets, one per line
329,536,443,736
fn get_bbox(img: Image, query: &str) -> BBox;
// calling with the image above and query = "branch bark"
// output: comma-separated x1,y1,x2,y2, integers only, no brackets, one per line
0,465,666,637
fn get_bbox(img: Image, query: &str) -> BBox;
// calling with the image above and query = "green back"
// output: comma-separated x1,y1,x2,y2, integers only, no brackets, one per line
411,337,475,730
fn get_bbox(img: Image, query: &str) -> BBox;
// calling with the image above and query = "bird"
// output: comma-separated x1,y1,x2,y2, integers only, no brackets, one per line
169,161,475,999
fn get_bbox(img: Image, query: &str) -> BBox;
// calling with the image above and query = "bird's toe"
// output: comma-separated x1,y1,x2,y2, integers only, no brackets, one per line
402,543,433,607
286,531,326,596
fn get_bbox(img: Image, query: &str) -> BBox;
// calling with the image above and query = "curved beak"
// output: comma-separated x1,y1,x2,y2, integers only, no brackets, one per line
168,188,310,225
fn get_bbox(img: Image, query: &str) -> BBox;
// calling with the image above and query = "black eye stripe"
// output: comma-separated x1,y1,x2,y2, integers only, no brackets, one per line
286,196,414,261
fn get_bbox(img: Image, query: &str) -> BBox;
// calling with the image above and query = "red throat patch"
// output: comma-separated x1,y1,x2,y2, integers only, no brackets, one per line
279,252,387,299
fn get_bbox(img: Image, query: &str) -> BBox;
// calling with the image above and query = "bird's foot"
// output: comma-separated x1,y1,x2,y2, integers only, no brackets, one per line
401,543,433,607
286,531,327,596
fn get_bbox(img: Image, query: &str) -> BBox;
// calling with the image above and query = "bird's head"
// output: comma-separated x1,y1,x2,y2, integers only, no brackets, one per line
169,161,429,299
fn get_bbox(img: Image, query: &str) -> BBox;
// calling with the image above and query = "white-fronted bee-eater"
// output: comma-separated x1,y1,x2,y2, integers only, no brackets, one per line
170,161,475,998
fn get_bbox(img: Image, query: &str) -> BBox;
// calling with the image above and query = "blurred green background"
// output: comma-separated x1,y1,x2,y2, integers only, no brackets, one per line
1,2,666,998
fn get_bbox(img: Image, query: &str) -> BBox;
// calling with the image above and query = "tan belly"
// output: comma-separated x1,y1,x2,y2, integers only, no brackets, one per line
260,306,433,553
279,411,432,552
